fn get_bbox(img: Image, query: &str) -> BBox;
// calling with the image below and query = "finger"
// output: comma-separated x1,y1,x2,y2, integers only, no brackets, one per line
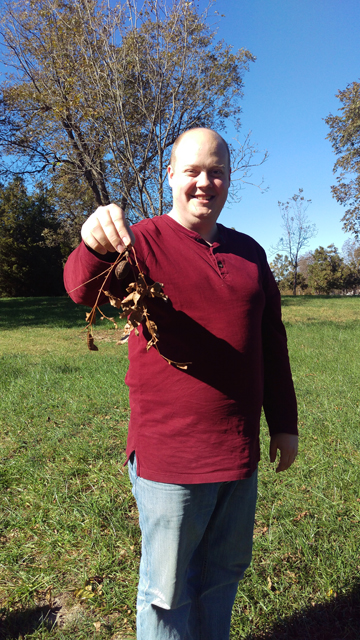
276,451,296,473
107,204,135,250
269,439,278,463
82,211,118,254
276,456,289,472
96,205,128,252
84,229,108,255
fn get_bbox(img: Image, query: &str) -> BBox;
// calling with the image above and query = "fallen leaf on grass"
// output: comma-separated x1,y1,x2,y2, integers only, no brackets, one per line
293,510,309,522
74,576,104,600
75,585,96,600
285,570,297,580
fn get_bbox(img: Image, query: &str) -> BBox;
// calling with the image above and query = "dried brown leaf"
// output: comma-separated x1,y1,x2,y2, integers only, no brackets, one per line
85,311,95,323
146,336,158,351
159,353,190,369
104,291,122,308
149,282,168,300
117,323,131,345
293,510,309,522
145,318,158,336
129,308,145,327
121,290,142,308
135,281,146,295
87,332,98,351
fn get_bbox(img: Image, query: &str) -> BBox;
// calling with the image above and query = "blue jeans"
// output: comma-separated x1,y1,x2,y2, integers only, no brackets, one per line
128,455,258,640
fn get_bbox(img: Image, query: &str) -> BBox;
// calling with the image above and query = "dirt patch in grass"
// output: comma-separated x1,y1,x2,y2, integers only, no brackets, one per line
0,592,136,638
0,592,84,638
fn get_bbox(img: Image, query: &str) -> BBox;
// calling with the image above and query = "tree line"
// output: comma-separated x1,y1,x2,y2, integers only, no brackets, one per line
270,241,360,296
0,179,66,296
1,176,359,298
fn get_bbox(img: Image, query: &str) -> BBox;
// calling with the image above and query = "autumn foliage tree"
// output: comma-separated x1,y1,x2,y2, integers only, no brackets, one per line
325,80,360,238
0,0,265,224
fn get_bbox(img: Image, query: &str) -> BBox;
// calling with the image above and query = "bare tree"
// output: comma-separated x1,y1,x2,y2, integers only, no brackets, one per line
272,189,317,295
0,0,267,223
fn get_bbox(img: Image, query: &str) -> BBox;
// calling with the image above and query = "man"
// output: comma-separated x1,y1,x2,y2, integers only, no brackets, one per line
64,128,298,640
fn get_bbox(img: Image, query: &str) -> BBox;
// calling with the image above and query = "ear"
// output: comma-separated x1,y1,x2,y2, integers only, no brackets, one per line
167,164,174,187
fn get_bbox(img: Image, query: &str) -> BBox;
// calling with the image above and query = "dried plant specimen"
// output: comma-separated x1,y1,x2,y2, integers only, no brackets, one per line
70,244,190,369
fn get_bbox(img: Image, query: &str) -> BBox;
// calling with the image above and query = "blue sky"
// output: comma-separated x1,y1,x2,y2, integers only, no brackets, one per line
198,0,360,257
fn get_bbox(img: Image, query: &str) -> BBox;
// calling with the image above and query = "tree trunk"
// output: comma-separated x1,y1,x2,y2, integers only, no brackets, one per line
293,266,298,296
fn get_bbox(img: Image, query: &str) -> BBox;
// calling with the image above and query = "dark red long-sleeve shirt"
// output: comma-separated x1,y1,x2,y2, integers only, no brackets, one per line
64,215,297,483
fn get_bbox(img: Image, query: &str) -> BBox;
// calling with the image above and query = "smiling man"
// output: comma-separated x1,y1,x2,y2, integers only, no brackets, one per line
64,128,298,640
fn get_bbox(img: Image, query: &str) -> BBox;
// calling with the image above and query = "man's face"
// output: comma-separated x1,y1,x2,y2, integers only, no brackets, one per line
167,130,230,233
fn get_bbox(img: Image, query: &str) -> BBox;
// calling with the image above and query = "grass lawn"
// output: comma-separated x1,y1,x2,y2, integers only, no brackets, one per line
0,295,359,639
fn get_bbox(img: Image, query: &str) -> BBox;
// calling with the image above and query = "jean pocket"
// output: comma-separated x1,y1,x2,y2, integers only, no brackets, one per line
128,451,137,492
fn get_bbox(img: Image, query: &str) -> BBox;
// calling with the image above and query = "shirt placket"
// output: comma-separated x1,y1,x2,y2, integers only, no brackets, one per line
210,244,228,279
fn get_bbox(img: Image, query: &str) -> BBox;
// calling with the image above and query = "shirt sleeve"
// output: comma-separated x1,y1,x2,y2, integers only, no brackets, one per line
261,261,298,436
63,241,127,306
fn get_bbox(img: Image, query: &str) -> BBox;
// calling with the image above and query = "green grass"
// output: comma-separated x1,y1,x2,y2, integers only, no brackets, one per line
1,295,360,639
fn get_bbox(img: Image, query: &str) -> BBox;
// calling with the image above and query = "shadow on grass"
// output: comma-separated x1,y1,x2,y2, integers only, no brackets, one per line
245,581,360,640
0,604,60,639
1,584,359,639
0,296,116,330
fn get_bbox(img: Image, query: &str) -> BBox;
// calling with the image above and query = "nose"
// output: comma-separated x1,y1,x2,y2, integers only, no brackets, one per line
196,171,212,188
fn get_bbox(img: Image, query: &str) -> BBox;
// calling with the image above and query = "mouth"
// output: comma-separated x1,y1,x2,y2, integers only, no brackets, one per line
192,194,213,202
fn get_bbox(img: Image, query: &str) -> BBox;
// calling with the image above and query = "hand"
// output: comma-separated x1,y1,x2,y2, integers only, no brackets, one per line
81,203,135,255
269,433,298,473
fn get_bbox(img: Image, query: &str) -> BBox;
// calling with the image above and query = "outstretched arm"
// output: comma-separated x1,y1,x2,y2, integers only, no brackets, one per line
270,433,298,473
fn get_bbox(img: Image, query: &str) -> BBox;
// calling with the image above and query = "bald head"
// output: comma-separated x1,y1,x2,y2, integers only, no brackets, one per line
170,128,231,171
167,127,231,241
